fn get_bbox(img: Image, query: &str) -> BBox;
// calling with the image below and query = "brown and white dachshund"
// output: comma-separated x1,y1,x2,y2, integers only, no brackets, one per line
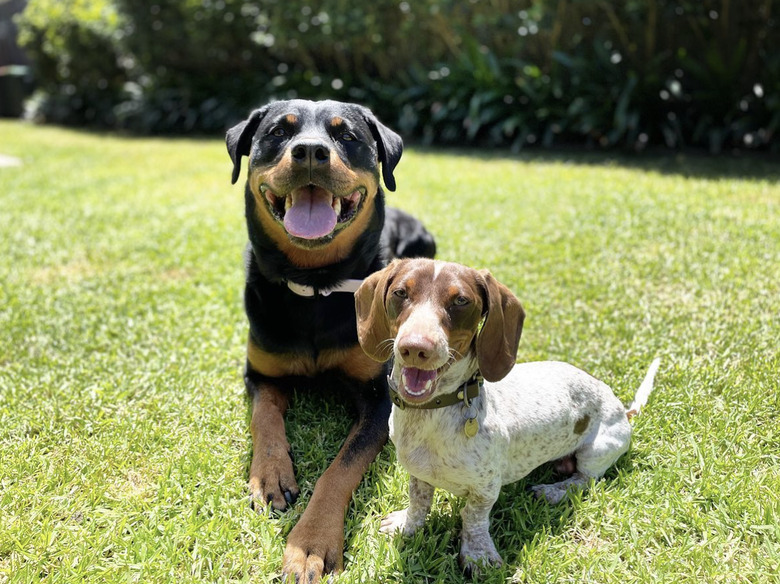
355,258,660,575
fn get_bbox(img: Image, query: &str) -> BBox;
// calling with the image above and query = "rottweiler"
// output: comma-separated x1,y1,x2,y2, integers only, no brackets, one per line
226,99,435,582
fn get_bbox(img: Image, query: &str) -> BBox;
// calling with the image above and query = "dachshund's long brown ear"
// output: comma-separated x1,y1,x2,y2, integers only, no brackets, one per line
226,105,269,185
355,261,401,362
476,270,525,382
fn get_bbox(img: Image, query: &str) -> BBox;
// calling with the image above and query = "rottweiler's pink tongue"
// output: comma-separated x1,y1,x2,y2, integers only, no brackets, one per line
283,187,337,239
401,367,437,397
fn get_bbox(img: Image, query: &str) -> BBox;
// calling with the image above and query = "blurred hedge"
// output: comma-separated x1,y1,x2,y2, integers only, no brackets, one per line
16,0,780,151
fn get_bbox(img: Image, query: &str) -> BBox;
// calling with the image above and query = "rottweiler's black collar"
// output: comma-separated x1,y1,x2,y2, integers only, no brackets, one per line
285,278,364,297
388,373,484,410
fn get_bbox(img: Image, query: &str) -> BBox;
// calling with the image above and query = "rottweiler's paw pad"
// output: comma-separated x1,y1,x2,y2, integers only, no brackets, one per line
282,516,344,583
248,461,299,512
282,547,340,584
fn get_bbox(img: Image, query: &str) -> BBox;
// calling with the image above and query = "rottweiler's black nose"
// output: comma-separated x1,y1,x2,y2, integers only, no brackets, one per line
291,140,330,166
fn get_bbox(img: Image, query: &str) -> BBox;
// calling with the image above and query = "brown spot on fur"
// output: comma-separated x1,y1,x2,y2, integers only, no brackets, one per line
574,414,591,435
285,114,298,125
248,336,381,380
335,344,385,382
448,328,478,360
248,337,315,377
330,116,344,127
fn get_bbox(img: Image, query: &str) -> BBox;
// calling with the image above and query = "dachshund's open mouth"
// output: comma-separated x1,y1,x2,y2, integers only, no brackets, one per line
260,184,365,241
398,363,451,404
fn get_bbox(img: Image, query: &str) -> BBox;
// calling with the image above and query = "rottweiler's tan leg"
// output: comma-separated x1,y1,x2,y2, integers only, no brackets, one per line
247,377,300,511
282,390,390,583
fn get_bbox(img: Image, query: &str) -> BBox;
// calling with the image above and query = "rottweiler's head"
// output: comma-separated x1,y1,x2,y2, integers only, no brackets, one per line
227,100,402,262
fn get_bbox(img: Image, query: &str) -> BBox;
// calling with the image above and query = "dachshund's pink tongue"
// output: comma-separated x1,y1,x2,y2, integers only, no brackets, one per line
401,367,437,399
284,187,337,239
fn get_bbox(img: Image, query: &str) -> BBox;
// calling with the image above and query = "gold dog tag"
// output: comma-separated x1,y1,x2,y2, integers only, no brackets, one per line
464,417,479,438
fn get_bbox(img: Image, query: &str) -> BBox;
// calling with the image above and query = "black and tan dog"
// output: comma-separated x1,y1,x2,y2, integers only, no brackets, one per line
226,99,434,582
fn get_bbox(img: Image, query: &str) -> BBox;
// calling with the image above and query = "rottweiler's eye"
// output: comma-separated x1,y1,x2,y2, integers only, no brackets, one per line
271,127,287,138
453,296,470,306
339,131,356,142
392,288,408,299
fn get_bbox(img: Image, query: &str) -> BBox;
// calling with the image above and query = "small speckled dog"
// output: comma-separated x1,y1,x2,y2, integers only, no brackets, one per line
354,258,660,574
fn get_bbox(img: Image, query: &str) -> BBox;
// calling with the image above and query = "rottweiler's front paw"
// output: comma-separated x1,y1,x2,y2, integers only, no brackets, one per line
248,447,299,512
282,512,344,583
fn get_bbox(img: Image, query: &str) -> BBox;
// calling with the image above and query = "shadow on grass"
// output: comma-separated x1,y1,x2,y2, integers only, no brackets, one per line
408,144,780,182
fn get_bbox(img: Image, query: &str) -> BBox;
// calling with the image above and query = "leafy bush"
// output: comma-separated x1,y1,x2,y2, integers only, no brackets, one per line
16,0,780,151
16,0,126,126
109,0,276,132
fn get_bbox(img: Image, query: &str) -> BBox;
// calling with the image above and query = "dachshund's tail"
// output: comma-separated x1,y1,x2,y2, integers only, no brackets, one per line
627,358,661,420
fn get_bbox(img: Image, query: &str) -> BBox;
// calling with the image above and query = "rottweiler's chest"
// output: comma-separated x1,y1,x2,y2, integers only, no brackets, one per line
246,282,358,350
244,283,383,381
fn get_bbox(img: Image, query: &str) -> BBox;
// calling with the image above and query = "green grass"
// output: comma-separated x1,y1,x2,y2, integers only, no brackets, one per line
1,119,778,584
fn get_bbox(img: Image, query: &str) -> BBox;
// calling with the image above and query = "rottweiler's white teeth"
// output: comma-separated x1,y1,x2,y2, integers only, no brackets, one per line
424,380,433,390
332,197,342,216
285,195,292,211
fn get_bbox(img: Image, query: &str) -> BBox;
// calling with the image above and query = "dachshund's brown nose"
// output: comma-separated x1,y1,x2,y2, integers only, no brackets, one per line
397,333,436,366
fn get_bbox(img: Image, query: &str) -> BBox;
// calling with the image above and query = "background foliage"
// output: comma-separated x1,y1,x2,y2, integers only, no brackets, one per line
15,0,780,151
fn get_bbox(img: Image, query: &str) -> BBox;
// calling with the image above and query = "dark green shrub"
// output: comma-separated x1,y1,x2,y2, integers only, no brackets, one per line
109,0,275,132
16,0,126,126
16,0,780,151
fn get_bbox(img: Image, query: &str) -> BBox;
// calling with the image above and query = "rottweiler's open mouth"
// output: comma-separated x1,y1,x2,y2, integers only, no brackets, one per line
260,184,366,240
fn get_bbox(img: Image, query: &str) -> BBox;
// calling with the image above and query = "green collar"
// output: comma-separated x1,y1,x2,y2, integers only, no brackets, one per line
388,373,483,410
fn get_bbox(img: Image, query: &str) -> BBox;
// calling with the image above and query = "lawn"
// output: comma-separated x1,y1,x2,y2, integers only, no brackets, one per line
0,120,778,584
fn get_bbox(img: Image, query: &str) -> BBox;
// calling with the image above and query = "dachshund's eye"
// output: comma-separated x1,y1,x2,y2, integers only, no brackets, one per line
271,127,287,138
453,296,470,306
392,288,408,299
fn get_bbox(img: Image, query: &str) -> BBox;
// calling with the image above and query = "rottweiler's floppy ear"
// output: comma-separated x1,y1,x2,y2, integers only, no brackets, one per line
226,105,269,185
362,110,403,192
476,270,525,382
355,260,401,362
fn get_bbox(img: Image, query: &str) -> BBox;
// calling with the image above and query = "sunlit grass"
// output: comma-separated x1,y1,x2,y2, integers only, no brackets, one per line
1,120,778,583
